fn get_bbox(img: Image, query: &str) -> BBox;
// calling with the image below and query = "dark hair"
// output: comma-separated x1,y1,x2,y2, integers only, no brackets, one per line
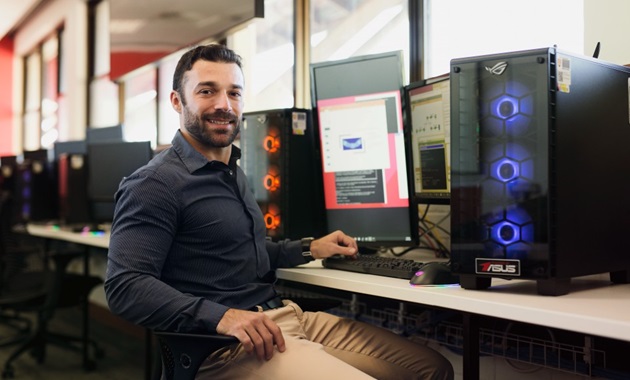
172,44,243,102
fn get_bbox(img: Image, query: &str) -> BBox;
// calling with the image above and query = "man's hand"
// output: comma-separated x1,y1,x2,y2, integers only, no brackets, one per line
216,308,286,360
310,230,358,260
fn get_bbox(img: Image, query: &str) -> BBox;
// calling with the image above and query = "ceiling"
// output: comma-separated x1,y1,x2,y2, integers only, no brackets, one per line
109,0,262,53
0,0,44,40
0,0,262,48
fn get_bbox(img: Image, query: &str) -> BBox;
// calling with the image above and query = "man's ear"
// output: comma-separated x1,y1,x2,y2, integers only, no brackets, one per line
170,91,182,113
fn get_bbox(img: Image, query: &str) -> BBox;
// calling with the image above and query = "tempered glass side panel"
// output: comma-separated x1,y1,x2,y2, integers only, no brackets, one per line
450,49,551,277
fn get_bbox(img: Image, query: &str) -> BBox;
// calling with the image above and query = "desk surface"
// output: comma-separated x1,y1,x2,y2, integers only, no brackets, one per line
277,261,630,342
27,224,630,342
27,224,110,249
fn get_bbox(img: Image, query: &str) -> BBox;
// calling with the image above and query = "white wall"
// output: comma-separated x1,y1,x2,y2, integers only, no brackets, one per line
584,0,630,65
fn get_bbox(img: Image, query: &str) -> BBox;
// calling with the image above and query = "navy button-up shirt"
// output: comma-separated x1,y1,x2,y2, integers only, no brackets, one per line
104,131,307,333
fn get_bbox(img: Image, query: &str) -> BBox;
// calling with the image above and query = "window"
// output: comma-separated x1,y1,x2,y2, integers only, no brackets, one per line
40,36,60,148
157,52,183,145
122,68,157,145
228,0,295,112
310,0,409,80
423,0,584,78
23,51,42,151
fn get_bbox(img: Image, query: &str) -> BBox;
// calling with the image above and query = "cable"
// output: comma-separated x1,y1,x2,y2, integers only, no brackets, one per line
418,207,451,258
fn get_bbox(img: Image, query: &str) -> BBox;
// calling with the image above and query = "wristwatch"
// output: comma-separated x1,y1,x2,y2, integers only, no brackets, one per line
301,237,315,260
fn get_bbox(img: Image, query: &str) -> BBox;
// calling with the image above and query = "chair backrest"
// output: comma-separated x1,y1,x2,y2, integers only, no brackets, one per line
0,191,19,294
153,331,238,380
0,190,49,304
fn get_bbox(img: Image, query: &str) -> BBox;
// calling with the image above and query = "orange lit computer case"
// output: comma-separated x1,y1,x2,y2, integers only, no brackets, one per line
240,108,325,241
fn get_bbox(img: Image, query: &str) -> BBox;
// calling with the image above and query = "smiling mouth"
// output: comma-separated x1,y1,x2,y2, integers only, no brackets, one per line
204,115,238,126
208,119,232,125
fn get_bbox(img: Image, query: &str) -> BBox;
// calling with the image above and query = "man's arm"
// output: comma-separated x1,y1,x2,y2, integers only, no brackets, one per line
266,230,358,269
104,171,228,333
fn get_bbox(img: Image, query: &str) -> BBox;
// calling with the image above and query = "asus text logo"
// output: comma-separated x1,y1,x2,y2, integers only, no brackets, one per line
485,61,508,75
475,258,520,276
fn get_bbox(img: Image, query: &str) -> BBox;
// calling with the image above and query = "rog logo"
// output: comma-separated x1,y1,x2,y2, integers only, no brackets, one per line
485,61,508,75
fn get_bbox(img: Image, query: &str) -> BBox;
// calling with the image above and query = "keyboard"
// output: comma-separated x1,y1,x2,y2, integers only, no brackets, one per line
322,255,422,279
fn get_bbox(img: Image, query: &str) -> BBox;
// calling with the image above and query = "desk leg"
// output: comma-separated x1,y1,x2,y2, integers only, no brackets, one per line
145,329,154,380
82,246,92,370
462,312,480,380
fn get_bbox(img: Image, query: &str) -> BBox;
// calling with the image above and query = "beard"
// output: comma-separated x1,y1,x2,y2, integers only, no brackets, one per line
182,105,241,148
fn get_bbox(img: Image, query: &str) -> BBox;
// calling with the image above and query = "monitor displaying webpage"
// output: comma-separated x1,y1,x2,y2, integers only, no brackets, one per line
316,90,413,244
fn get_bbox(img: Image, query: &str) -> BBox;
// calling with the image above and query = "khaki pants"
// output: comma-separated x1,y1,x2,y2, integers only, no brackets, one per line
198,300,453,380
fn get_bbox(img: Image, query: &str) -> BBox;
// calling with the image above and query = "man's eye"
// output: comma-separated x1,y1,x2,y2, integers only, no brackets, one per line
231,92,242,97
200,89,214,95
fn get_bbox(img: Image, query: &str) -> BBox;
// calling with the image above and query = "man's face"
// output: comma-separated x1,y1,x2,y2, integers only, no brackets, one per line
175,60,244,149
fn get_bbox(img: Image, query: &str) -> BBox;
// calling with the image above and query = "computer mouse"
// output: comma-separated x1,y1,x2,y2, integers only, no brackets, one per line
409,262,459,285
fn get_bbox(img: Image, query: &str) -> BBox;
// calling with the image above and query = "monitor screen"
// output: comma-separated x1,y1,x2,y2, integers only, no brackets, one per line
87,141,152,223
404,76,451,204
311,51,418,248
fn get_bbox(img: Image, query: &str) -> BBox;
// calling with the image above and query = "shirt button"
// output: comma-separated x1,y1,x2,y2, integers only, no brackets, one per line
228,170,234,176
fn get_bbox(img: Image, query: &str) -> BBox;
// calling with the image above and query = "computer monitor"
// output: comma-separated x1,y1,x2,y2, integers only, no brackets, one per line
404,75,451,204
310,51,418,249
54,140,87,158
87,141,152,224
86,125,124,144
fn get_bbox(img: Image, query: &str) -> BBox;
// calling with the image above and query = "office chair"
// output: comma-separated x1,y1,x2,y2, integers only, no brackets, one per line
0,191,104,378
0,190,48,333
150,296,342,379
152,331,238,380
1,248,104,378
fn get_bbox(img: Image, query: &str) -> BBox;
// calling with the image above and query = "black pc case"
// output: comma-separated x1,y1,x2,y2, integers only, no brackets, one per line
450,47,630,295
240,108,325,241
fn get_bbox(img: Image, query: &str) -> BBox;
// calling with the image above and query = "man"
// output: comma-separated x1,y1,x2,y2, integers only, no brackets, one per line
105,43,453,379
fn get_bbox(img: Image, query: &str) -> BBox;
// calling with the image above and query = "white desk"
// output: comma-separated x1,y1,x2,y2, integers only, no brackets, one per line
277,261,630,342
27,225,630,379
23,224,111,373
26,224,109,249
277,261,630,379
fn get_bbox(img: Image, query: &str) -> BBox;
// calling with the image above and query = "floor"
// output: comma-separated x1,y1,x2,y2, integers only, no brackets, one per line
0,305,146,380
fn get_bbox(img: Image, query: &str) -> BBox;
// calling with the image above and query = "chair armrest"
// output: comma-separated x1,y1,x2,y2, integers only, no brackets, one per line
153,331,238,380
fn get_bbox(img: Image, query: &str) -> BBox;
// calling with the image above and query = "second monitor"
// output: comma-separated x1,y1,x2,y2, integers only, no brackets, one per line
311,51,418,249
404,75,451,205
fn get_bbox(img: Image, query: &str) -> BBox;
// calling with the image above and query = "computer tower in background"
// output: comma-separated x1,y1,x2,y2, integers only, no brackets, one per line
57,153,91,225
14,150,58,223
0,156,17,195
450,47,630,295
240,108,325,241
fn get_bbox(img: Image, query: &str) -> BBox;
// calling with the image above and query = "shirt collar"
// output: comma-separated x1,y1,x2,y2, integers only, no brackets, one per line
171,130,241,173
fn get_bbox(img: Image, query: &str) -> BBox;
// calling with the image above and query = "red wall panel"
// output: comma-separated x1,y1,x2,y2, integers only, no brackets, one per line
0,36,14,156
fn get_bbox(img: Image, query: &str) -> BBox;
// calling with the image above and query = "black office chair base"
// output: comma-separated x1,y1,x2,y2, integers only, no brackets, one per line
1,318,104,378
153,331,239,380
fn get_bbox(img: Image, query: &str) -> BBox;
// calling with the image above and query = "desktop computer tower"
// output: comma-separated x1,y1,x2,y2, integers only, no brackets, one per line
240,108,325,241
0,156,17,195
14,154,58,223
57,153,91,225
449,47,630,295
